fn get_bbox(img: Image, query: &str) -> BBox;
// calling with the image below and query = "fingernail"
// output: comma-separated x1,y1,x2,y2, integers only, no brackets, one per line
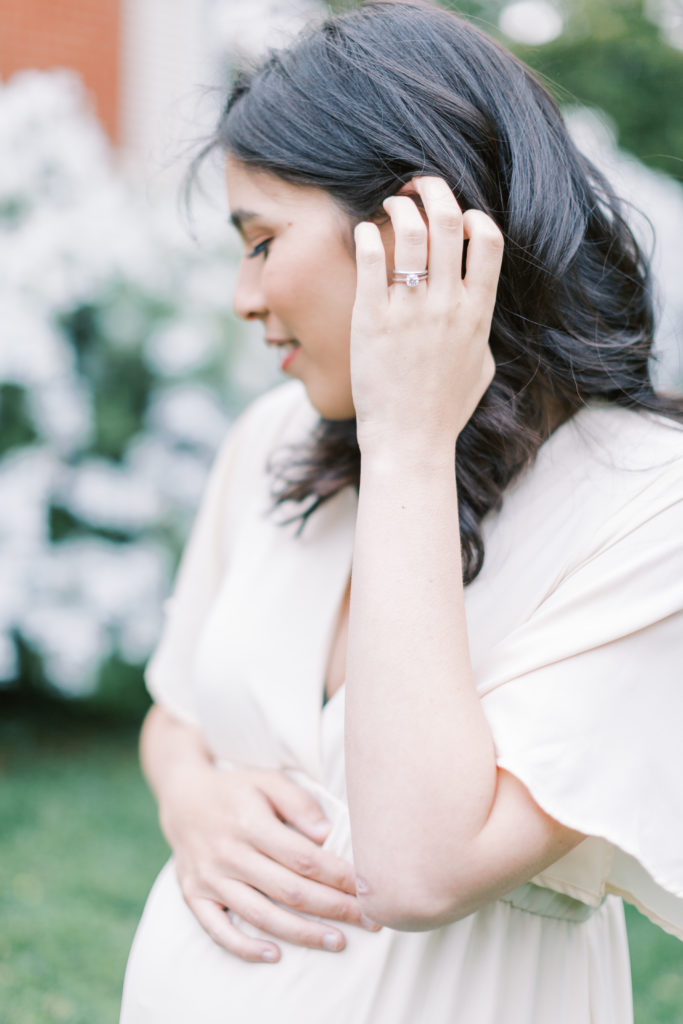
323,932,344,952
261,948,278,962
356,876,370,895
361,914,381,932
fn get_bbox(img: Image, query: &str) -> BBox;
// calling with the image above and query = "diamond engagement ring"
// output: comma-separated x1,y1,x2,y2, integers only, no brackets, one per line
392,269,429,288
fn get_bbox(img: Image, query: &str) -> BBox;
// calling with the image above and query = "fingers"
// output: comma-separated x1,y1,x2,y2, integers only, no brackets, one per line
462,208,504,309
354,222,388,314
382,194,428,283
384,178,502,304
257,770,332,844
250,769,360,897
191,875,376,964
354,181,502,315
413,177,464,297
259,820,357,895
189,896,281,963
219,880,350,953
245,849,376,930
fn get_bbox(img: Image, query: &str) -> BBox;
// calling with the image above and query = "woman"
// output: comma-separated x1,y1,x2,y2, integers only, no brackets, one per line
121,2,683,1021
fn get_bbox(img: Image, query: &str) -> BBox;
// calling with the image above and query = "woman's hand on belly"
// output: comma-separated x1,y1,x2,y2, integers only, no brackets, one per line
157,750,380,962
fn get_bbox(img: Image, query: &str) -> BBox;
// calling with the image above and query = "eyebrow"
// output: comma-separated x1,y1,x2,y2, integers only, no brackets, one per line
229,208,260,233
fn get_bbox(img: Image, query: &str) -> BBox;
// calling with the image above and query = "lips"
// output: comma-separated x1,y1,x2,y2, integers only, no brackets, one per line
266,337,301,372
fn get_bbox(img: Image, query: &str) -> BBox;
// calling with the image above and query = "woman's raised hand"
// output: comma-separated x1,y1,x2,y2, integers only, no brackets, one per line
157,751,378,963
351,176,503,458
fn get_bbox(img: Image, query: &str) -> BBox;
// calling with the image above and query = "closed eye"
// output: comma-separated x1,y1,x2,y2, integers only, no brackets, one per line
247,238,273,259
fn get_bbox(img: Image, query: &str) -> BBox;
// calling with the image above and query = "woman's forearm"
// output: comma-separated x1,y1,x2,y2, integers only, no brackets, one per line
140,704,215,837
345,446,498,925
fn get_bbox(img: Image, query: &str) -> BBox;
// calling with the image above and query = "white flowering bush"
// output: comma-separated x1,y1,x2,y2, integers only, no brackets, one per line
0,70,273,715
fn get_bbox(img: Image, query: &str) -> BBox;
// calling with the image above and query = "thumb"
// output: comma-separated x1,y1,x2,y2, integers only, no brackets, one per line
257,772,331,844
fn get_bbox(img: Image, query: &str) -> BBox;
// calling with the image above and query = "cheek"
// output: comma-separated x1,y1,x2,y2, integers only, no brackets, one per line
263,251,317,309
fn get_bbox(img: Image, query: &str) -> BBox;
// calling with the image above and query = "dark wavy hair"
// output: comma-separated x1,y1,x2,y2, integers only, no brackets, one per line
200,0,682,583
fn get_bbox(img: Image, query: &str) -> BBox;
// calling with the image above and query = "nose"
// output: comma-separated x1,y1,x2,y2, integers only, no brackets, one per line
233,260,267,322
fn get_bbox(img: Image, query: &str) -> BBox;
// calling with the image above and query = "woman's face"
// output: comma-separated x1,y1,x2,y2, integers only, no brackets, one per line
226,155,361,419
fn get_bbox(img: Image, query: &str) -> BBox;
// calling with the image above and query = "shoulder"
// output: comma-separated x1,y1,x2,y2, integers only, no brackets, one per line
511,401,683,526
557,402,683,531
562,401,683,475
478,402,683,607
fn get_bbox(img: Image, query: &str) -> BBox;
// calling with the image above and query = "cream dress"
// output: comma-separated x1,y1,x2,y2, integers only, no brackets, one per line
121,381,683,1024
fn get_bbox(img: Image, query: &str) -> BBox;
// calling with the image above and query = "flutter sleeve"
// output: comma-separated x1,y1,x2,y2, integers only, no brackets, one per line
478,454,683,937
144,381,312,728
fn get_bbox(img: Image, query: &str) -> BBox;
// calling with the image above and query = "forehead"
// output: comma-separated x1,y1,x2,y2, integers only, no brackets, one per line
225,155,347,231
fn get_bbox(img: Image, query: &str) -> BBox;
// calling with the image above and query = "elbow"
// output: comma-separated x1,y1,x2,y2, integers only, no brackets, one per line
357,876,473,932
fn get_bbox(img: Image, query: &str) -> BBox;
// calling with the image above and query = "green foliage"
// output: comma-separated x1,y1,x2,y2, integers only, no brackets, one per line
93,653,150,720
458,0,683,181
515,2,683,182
0,384,39,455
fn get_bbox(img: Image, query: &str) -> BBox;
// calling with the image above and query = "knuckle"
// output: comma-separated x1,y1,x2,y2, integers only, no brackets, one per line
487,226,504,251
214,835,235,860
292,852,315,876
432,299,451,321
467,212,503,249
333,865,354,891
357,244,385,266
214,839,240,871
403,226,427,246
329,898,354,922
281,884,305,909
434,206,462,232
233,811,263,844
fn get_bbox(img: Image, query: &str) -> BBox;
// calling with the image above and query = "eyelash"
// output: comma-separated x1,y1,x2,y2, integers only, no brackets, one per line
247,238,273,260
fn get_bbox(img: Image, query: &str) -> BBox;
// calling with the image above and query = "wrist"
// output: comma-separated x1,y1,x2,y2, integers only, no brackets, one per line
143,708,214,804
358,436,457,478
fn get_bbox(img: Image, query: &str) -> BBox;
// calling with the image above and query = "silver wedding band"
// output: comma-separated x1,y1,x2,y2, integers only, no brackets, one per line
392,269,429,288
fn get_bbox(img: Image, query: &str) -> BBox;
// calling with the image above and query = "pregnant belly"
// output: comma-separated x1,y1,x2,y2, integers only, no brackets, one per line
120,856,401,1024
119,771,630,1024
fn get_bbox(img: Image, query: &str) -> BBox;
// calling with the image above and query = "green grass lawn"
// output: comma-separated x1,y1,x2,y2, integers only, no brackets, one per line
1,703,682,1023
0,707,169,1024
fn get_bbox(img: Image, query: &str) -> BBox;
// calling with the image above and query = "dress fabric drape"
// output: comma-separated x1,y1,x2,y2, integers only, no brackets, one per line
121,381,683,1024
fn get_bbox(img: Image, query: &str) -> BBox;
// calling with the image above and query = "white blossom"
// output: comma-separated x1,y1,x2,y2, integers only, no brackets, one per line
59,460,163,532
0,447,60,549
208,0,325,61
19,601,110,696
646,0,683,50
0,70,111,214
0,297,74,385
45,537,170,625
498,2,564,46
146,383,231,448
0,68,256,697
145,319,217,375
126,434,213,511
28,378,93,455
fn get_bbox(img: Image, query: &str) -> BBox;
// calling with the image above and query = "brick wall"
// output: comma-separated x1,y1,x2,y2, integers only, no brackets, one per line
0,0,121,141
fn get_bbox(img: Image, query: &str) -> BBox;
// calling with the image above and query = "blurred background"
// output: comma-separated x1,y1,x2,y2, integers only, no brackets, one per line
1,1,682,1021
